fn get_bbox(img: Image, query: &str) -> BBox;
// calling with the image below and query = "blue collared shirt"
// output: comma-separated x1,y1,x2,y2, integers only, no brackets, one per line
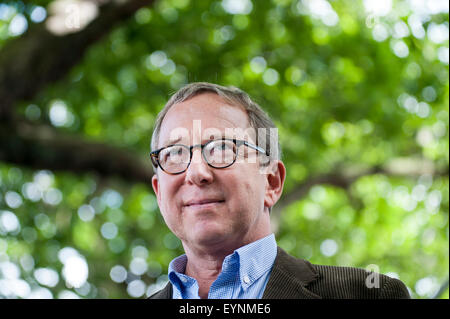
168,233,277,299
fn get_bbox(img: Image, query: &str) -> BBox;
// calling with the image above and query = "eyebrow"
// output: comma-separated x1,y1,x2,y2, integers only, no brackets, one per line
165,136,182,146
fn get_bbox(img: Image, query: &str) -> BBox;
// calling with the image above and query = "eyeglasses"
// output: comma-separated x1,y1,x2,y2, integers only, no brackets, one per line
150,138,267,175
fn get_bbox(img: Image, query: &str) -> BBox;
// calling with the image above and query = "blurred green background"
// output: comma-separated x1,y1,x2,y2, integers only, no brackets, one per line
0,0,448,299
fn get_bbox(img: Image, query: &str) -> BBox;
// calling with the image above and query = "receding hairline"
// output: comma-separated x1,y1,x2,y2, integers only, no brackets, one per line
152,90,252,150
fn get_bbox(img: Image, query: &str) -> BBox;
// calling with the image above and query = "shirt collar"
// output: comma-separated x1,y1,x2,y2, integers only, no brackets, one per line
234,233,277,289
168,233,277,292
168,254,195,291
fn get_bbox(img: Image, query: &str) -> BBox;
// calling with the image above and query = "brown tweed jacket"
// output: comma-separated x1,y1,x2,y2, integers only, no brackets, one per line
149,247,410,299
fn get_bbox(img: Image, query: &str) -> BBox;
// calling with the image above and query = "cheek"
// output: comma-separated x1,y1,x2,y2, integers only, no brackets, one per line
158,181,182,223
230,169,266,209
158,177,180,202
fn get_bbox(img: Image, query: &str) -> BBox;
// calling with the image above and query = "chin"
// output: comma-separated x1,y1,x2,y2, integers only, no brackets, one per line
191,225,231,246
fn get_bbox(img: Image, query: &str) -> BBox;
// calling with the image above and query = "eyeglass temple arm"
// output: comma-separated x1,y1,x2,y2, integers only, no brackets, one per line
243,141,268,155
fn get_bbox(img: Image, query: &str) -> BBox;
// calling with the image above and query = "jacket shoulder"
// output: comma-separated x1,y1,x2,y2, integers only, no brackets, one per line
308,263,410,299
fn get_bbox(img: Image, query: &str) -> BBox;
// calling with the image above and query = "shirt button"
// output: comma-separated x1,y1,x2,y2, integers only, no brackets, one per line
180,277,188,283
243,275,250,284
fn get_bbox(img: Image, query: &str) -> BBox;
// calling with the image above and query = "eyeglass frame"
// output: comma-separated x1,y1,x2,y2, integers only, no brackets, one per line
150,138,268,175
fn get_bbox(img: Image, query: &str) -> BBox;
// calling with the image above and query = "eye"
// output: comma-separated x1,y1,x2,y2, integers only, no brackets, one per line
161,146,184,162
172,147,183,155
216,142,227,150
210,141,230,152
206,140,235,157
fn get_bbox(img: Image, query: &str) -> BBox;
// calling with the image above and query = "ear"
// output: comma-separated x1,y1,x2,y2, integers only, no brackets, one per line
263,160,286,210
151,173,161,204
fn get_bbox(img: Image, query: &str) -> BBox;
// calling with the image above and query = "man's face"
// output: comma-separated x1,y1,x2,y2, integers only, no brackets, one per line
151,93,276,251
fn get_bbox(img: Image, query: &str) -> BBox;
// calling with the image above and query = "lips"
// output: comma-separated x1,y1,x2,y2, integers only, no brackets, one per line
184,199,225,207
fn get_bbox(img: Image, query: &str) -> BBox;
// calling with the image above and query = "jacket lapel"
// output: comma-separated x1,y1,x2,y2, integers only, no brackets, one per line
262,247,321,299
149,282,172,299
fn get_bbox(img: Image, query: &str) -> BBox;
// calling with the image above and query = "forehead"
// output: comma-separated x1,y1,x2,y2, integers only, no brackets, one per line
158,93,253,146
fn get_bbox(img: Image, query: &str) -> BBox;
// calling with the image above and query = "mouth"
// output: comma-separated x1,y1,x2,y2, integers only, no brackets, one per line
184,199,225,208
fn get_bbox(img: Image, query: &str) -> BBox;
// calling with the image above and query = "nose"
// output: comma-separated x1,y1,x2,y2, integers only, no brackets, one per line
185,148,214,186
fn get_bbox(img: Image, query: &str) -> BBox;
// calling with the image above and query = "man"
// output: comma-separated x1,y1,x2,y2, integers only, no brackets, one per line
148,82,410,299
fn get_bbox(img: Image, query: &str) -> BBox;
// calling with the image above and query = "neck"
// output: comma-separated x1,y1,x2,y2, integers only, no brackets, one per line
182,231,272,299
184,251,222,299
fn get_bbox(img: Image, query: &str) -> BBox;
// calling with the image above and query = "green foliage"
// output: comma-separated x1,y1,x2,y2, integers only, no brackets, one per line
0,0,448,299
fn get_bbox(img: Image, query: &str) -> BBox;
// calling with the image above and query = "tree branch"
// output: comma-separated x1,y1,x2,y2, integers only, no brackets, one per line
270,160,448,233
0,120,154,184
0,0,155,119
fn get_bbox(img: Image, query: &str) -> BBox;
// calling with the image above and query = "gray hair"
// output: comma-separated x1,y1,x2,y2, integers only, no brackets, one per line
150,82,281,163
